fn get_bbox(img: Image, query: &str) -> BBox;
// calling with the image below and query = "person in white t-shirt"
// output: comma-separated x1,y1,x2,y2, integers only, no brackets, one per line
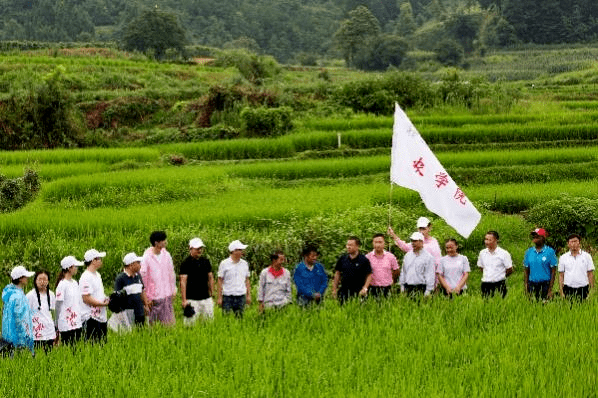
80,249,109,343
217,240,251,318
26,270,56,353
55,256,85,346
559,233,595,301
477,231,513,298
437,239,470,298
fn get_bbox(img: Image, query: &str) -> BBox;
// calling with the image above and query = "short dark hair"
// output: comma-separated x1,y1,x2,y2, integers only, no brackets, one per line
444,238,460,253
302,245,319,257
11,278,21,285
150,231,167,246
567,233,582,242
348,236,361,246
372,233,385,240
84,260,92,267
485,230,499,240
270,250,284,262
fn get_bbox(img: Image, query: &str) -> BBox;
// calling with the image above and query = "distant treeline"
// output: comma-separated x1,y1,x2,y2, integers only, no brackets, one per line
0,0,597,62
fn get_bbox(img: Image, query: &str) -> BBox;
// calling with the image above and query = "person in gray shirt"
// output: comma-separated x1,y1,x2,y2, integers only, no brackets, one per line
399,232,436,296
258,251,292,313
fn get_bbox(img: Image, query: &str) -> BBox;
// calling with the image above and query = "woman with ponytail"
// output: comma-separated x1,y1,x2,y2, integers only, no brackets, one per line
26,270,57,353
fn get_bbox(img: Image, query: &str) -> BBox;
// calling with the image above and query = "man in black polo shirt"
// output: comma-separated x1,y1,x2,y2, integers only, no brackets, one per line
180,237,214,324
332,236,372,304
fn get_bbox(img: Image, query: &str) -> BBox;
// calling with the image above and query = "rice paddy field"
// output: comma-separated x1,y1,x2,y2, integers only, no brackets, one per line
1,45,598,397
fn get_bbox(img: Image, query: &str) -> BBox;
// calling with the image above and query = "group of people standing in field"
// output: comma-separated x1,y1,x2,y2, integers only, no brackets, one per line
2,218,596,357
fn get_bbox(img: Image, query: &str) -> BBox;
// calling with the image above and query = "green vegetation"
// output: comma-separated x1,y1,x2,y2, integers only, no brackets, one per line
0,44,598,397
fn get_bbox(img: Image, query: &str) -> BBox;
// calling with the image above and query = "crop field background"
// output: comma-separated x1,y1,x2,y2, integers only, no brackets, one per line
1,45,598,396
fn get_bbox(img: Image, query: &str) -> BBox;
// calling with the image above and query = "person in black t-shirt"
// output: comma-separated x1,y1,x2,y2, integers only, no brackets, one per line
332,236,372,304
180,237,214,324
113,252,150,327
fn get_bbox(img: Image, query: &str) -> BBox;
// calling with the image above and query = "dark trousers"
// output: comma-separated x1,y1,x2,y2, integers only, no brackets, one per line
563,285,589,301
481,280,507,298
369,286,392,298
83,319,107,343
60,327,83,346
34,339,54,354
296,295,322,307
404,284,426,296
527,281,550,300
222,295,246,317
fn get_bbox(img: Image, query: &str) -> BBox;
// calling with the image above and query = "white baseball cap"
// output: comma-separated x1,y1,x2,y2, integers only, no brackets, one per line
10,266,35,280
61,256,84,270
84,249,106,262
410,232,425,241
228,240,248,252
417,217,431,229
123,252,143,266
189,238,205,249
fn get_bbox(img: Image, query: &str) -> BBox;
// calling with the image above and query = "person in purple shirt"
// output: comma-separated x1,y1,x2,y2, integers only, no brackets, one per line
293,245,328,306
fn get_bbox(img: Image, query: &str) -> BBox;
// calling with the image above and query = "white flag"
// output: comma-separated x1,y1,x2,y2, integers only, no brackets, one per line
390,103,481,238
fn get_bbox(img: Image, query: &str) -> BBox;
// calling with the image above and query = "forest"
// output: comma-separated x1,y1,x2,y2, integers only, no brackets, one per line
1,0,597,64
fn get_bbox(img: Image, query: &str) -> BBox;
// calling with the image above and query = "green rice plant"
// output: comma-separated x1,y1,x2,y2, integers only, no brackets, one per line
0,147,160,165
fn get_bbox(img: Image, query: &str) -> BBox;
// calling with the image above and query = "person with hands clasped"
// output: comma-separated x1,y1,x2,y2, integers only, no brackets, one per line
558,234,595,301
437,239,470,297
477,231,513,298
2,266,35,357
332,237,372,304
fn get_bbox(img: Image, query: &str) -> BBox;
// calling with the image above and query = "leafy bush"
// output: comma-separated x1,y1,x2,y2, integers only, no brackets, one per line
0,66,84,149
434,39,464,66
240,106,293,137
334,72,434,114
213,49,281,85
525,196,598,252
0,169,40,213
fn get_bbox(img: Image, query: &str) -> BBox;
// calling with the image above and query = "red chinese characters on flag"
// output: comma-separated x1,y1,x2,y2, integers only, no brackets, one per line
435,172,449,188
454,187,467,206
412,157,425,176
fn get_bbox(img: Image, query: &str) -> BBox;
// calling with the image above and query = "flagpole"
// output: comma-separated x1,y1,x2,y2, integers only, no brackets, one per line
388,183,393,251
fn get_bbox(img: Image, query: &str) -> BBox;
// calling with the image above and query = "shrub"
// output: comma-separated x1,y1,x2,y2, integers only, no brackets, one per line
0,66,84,149
213,49,281,85
240,106,293,137
0,169,40,213
525,196,598,252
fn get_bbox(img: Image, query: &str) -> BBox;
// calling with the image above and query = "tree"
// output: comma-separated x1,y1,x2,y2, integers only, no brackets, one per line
334,5,381,66
353,34,409,71
434,38,464,66
122,9,187,60
396,1,417,38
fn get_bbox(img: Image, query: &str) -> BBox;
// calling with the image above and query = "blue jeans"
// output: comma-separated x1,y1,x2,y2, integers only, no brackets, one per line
222,295,246,317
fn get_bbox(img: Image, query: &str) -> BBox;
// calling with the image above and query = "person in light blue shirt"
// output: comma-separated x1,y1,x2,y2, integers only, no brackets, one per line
2,266,35,357
293,245,328,306
523,228,558,300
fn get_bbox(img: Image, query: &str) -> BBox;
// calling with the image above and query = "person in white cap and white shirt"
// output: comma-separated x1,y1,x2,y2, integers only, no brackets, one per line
477,230,513,298
388,217,442,282
559,233,595,301
2,266,35,357
55,256,85,345
80,248,109,343
399,232,436,296
217,240,251,317
112,252,149,329
180,238,214,324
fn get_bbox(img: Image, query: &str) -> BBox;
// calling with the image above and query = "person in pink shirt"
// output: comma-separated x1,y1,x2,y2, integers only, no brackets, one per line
388,217,442,262
140,231,177,326
365,234,400,298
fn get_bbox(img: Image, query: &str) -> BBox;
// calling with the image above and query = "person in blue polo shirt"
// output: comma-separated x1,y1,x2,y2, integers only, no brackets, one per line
523,228,558,301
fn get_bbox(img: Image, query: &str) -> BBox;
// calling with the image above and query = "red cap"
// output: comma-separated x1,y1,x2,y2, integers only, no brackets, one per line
531,228,547,237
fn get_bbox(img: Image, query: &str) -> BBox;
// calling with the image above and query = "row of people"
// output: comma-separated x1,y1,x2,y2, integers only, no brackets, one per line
2,223,596,356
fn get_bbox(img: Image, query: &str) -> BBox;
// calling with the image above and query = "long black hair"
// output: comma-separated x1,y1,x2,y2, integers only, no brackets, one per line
33,270,51,311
